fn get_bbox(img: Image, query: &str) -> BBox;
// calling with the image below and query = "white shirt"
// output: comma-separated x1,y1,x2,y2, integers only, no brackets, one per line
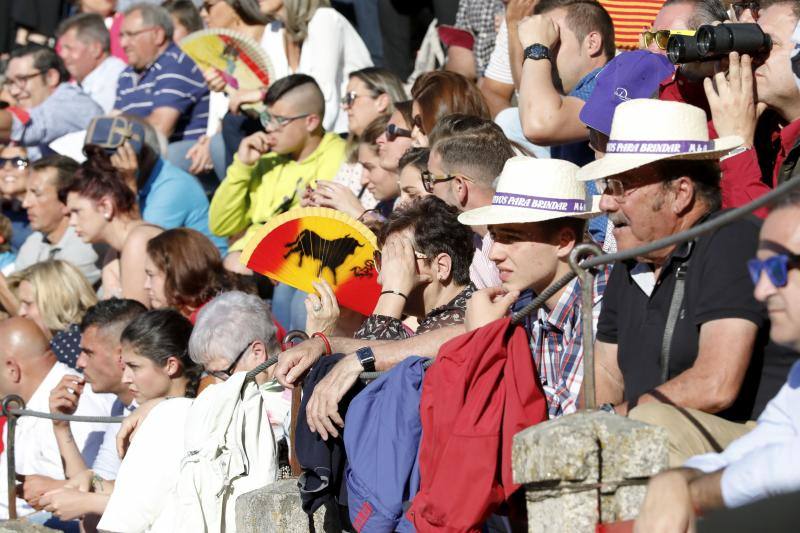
484,20,513,86
81,56,127,113
92,399,136,481
470,232,501,290
684,361,800,508
0,362,116,519
261,10,373,133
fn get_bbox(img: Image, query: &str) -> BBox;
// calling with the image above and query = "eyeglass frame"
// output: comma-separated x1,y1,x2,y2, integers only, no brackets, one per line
0,156,29,169
259,110,310,130
372,248,428,274
2,71,44,90
384,123,412,142
206,341,253,381
412,114,426,134
340,91,380,108
731,1,760,20
597,173,674,203
119,26,160,40
420,169,474,193
747,253,800,288
640,28,696,50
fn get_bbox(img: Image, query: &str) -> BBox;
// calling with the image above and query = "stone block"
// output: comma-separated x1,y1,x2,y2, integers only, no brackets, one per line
236,479,344,533
526,489,597,533
0,521,58,533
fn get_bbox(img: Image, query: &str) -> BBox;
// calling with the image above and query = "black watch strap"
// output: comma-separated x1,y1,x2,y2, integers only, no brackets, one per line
524,43,551,61
355,346,376,373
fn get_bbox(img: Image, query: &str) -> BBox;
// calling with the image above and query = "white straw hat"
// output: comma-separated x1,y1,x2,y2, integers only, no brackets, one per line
576,99,743,182
458,156,601,226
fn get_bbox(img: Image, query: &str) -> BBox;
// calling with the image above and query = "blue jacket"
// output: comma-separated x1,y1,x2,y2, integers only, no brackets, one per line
345,356,427,532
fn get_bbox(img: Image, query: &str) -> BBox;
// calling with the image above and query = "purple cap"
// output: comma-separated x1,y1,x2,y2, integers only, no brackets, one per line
579,50,675,136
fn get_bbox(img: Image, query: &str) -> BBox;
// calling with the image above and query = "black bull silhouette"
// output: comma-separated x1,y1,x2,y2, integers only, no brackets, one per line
283,229,364,284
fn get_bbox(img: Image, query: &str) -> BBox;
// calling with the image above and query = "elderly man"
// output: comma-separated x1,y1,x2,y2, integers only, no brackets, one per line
114,3,209,167
635,193,800,531
56,13,127,113
578,98,797,466
0,44,103,160
0,317,113,520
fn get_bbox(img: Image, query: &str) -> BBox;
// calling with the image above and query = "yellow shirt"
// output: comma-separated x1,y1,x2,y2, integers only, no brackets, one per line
209,133,346,252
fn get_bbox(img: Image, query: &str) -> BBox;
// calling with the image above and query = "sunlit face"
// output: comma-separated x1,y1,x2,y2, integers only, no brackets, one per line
5,55,53,110
77,325,125,394
647,2,694,55
201,0,240,29
754,4,800,111
263,98,311,156
410,100,428,147
753,207,800,351
359,143,399,201
0,145,29,199
22,168,67,234
396,164,430,209
344,77,382,137
67,192,107,244
376,110,413,172
121,344,173,403
120,10,164,70
17,281,49,338
489,223,561,293
144,254,168,309
547,8,588,94
58,28,102,83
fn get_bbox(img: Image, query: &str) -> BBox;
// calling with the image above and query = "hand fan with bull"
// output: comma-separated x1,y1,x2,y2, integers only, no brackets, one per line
240,208,381,316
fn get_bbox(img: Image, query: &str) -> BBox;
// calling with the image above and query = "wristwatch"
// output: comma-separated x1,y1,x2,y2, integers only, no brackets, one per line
355,346,376,373
524,43,551,61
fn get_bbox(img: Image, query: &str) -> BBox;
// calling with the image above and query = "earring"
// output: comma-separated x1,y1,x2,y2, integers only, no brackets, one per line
104,213,111,220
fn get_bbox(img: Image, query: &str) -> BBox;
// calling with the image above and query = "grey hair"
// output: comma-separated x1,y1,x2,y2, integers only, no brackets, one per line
56,13,111,54
188,291,281,367
282,0,331,43
663,0,728,28
124,3,175,40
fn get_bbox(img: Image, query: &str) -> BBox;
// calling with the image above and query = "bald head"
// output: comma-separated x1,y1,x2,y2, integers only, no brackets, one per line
265,74,325,123
0,317,55,400
0,317,50,360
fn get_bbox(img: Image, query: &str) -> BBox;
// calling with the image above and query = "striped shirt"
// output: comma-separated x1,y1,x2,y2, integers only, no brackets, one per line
599,0,665,50
517,264,611,418
114,43,209,142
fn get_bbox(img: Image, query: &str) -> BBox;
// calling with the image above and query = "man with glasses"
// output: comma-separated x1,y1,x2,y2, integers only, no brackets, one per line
209,74,345,272
635,192,800,532
114,3,209,169
578,98,797,467
0,44,103,160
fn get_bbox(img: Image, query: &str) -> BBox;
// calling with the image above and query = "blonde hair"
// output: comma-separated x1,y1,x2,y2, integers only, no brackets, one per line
282,0,330,42
14,260,98,333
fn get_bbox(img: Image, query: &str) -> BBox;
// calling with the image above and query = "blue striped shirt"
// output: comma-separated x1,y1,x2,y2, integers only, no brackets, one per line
114,43,209,142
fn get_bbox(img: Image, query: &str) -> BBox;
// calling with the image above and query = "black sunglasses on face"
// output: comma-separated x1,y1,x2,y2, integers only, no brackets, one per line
732,1,760,20
0,157,28,169
385,123,412,142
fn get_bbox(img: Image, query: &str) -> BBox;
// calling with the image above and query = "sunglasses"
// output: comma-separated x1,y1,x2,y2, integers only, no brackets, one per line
420,169,474,193
747,253,800,288
731,1,760,20
640,28,697,50
0,156,28,169
412,114,426,134
372,249,428,274
206,341,252,381
340,91,377,108
385,123,412,142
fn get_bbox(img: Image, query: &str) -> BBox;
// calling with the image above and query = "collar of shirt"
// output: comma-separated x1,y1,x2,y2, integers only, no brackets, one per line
535,264,610,332
418,283,477,328
779,117,800,157
569,66,603,99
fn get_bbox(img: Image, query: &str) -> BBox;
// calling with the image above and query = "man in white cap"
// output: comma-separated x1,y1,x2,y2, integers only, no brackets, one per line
578,98,797,466
459,156,606,417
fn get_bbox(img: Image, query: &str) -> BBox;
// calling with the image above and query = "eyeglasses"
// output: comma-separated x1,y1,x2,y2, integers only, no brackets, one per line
340,91,377,108
731,1,760,20
420,169,474,193
640,29,697,50
0,157,29,169
385,123,412,142
2,71,43,89
119,26,159,39
747,253,800,287
206,342,252,381
259,111,310,130
372,249,428,274
412,114,426,134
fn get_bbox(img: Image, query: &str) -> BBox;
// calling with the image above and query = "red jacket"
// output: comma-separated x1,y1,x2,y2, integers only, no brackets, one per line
407,318,548,532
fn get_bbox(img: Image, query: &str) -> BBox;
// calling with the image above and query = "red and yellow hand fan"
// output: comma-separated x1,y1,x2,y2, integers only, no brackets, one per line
241,208,381,316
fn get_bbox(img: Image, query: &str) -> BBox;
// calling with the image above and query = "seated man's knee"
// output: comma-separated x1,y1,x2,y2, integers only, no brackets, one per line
629,402,685,427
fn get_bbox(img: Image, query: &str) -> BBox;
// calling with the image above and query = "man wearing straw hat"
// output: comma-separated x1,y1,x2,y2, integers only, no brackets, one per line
459,156,607,418
577,98,796,466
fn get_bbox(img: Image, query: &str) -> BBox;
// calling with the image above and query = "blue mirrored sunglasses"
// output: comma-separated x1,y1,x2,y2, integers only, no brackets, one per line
747,253,800,287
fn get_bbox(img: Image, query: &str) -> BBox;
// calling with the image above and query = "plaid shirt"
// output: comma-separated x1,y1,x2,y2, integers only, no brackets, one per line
454,0,505,76
518,264,611,418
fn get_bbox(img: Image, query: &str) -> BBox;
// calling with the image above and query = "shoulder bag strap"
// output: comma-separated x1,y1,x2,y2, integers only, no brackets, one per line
660,262,689,384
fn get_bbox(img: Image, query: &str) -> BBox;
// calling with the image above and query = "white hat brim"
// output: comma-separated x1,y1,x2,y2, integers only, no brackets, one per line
458,196,602,227
576,135,743,182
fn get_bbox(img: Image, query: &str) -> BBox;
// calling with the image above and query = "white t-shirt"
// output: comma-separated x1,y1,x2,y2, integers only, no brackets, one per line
81,56,127,114
484,19,513,86
0,362,116,519
260,10,373,134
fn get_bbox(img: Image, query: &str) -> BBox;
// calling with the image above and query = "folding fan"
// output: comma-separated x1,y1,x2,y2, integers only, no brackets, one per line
241,208,382,316
179,28,276,110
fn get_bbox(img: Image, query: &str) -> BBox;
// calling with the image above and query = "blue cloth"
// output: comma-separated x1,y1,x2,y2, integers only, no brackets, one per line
139,158,228,254
0,250,15,271
550,66,607,244
3,202,32,252
345,356,427,532
115,43,209,142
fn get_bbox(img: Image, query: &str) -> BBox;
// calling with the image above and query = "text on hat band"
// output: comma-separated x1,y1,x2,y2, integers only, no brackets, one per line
492,192,586,213
605,140,714,154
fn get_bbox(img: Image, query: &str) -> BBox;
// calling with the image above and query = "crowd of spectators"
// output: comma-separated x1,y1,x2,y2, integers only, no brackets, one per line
0,0,799,531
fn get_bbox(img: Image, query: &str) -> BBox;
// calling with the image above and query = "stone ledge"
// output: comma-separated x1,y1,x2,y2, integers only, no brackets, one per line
0,521,58,533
